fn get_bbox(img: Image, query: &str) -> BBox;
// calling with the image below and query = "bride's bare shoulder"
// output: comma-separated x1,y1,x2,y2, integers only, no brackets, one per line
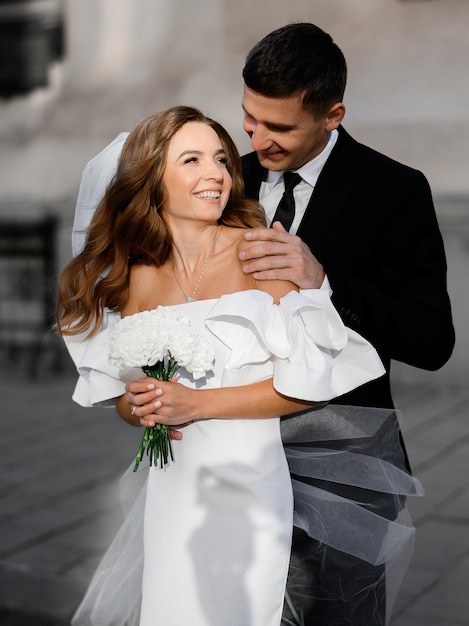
128,263,160,288
235,228,256,255
234,229,299,302
122,264,161,315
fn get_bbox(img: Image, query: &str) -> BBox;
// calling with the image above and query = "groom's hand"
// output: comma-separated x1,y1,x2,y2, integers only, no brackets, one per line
240,222,325,289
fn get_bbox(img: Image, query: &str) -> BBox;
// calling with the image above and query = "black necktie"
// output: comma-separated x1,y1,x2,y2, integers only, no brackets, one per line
271,172,302,231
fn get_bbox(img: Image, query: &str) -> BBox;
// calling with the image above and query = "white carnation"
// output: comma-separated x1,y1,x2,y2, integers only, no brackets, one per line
169,321,215,380
109,306,215,378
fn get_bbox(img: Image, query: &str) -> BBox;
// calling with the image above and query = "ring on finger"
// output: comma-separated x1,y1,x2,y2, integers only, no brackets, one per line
131,405,137,416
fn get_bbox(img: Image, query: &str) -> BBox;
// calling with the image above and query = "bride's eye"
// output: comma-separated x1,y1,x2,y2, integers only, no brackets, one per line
183,156,198,164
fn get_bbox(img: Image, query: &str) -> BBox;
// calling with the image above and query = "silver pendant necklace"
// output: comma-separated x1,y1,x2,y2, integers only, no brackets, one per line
172,257,209,303
172,231,218,303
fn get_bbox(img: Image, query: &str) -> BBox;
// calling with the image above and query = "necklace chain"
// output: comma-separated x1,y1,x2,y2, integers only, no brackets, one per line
172,231,218,303
172,257,209,303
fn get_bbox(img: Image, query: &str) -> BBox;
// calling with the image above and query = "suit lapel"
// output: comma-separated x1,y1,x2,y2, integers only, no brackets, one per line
297,127,358,246
241,152,265,200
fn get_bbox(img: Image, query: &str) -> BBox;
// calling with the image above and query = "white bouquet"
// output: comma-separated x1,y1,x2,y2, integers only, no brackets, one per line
109,307,215,470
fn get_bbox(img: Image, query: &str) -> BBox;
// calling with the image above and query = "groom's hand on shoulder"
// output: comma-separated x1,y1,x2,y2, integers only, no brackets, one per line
240,222,325,289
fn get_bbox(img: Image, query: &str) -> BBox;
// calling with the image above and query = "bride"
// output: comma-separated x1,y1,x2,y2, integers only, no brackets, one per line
57,106,389,625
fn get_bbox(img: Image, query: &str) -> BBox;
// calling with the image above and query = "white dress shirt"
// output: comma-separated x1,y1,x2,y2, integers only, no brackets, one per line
259,129,338,234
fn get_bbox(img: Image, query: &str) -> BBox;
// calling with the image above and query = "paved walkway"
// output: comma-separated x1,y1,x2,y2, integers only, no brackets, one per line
1,352,468,625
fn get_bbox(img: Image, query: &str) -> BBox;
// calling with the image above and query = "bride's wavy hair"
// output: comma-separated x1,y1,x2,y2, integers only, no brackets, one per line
57,105,266,337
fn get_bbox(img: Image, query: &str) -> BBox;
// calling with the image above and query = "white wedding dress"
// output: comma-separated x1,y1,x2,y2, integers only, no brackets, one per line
64,289,420,626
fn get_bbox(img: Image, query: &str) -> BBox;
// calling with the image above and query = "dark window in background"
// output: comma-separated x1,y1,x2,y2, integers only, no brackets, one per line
0,0,65,98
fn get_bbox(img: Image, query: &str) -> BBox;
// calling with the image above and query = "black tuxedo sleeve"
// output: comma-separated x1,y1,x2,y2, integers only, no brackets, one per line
325,168,454,372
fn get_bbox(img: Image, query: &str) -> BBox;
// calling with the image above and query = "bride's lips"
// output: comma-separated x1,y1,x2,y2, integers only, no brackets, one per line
194,190,222,200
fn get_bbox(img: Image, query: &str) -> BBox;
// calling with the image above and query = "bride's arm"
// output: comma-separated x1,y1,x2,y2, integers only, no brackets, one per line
117,377,322,434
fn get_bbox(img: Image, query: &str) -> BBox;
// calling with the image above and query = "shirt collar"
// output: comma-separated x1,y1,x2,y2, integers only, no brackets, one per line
266,129,338,186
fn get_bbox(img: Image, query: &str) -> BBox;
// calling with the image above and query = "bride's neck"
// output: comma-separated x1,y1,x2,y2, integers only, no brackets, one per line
170,225,220,274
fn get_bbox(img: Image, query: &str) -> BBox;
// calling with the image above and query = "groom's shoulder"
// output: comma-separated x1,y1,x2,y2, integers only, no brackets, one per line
241,150,264,181
241,150,260,168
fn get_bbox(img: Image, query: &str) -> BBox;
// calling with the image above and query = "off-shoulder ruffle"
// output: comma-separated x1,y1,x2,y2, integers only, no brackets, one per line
63,310,133,407
205,290,385,401
64,289,385,407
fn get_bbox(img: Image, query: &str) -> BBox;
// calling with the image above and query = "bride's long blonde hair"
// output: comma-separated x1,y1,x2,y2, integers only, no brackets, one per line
56,106,266,337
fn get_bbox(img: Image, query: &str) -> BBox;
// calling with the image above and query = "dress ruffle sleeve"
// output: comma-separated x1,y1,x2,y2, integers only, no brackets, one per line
63,310,140,407
205,289,385,401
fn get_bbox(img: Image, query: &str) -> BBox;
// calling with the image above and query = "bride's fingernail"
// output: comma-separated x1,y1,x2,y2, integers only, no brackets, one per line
239,250,245,259
154,401,162,409
155,388,163,397
147,383,155,390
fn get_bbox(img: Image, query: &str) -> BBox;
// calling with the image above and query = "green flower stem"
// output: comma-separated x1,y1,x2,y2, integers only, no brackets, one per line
132,358,177,472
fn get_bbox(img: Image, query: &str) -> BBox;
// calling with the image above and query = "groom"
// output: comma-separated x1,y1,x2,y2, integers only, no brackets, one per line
72,22,454,626
237,22,453,625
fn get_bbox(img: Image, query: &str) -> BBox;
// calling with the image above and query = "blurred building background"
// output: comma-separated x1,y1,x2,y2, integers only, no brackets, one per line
0,0,467,384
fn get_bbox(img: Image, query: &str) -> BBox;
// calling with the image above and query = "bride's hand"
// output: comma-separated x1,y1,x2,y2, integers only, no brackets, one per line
124,377,196,437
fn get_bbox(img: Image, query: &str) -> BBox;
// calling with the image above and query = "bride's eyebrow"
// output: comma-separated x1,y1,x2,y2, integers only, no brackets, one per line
177,149,226,160
177,149,203,159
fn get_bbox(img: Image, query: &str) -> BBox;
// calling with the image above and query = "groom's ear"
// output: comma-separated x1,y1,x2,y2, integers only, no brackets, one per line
325,103,346,131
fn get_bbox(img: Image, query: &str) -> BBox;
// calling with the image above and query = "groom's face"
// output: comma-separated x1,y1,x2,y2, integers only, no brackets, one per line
242,86,331,172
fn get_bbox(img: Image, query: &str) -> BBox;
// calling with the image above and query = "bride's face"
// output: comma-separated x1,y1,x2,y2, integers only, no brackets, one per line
163,122,232,225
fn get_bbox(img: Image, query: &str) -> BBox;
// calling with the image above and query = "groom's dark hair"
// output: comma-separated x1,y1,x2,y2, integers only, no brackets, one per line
242,22,347,118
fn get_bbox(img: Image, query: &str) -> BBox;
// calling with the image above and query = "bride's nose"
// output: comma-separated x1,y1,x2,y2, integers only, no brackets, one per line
204,161,224,181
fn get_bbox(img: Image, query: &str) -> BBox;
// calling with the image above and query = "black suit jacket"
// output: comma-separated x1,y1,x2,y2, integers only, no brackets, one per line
242,126,455,410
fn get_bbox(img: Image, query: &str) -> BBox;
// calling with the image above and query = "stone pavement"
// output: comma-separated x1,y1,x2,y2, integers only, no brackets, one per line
1,352,468,626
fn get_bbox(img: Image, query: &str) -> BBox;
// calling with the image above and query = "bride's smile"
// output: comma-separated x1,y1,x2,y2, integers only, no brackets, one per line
162,121,232,227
